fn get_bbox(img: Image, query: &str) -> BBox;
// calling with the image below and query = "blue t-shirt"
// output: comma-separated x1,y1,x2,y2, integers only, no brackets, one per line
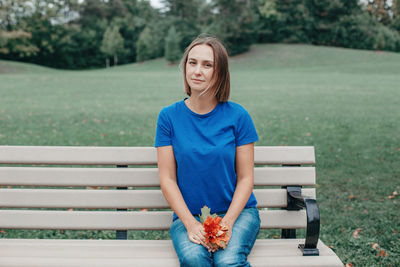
154,98,258,220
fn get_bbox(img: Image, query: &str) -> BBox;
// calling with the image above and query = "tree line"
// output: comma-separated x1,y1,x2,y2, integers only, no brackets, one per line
0,0,399,69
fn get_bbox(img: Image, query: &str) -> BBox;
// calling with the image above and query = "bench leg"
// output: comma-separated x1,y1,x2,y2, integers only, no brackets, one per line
281,229,296,239
116,165,128,240
284,185,320,256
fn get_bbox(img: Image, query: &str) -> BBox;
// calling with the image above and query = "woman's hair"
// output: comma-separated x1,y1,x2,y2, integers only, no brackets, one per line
180,35,230,102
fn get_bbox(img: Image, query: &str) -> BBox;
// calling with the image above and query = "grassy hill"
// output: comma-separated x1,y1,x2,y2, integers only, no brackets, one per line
0,44,399,266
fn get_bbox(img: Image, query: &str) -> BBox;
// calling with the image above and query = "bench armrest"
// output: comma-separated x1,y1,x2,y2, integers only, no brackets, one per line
286,186,320,256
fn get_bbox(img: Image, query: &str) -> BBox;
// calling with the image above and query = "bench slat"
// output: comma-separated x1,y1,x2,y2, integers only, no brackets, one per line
0,146,315,165
0,146,155,165
0,167,160,187
0,166,315,187
0,239,343,267
255,167,315,186
255,146,315,165
0,210,307,230
0,188,315,209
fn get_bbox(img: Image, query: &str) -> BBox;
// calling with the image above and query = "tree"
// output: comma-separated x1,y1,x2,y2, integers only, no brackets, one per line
165,26,181,63
162,0,202,50
270,0,311,43
367,0,391,25
205,0,259,55
100,25,125,67
0,30,39,57
305,0,360,45
391,0,400,32
136,26,154,62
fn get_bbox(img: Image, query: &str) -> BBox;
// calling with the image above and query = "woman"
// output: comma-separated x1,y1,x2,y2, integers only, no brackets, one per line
155,36,260,266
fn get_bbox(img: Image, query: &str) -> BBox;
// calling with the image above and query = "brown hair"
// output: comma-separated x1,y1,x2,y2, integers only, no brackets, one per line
180,36,230,102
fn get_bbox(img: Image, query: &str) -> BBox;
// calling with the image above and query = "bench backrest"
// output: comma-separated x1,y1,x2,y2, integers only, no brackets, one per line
0,146,316,232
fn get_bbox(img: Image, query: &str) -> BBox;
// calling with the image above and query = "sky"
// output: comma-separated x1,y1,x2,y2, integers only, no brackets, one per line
149,0,164,9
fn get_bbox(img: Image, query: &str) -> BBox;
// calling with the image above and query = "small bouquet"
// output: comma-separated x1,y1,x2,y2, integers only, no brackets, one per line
199,206,229,250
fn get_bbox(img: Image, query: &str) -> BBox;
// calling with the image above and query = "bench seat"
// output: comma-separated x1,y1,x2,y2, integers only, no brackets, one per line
0,146,343,266
0,239,342,267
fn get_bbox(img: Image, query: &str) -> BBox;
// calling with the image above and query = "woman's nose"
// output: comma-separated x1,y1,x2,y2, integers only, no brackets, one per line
194,65,201,74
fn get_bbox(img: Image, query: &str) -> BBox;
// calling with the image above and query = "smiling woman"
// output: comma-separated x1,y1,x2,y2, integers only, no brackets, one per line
155,36,260,266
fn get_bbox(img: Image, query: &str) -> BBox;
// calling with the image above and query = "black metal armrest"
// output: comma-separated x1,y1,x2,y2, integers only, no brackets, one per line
286,186,320,256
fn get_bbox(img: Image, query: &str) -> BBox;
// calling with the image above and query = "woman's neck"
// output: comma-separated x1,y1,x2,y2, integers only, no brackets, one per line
186,93,218,115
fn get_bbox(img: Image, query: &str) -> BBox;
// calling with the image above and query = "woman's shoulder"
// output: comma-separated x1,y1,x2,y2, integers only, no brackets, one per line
222,100,249,114
159,99,184,115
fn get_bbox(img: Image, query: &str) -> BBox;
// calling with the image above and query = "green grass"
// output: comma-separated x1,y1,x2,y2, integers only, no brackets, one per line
1,44,399,266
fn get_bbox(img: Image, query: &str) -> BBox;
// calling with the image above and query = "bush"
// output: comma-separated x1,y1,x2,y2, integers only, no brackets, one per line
332,13,400,52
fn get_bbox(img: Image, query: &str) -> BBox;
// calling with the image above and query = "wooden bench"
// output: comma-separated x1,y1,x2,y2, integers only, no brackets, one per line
0,145,343,266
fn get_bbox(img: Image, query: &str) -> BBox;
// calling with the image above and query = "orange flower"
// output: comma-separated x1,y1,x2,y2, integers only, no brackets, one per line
200,206,229,250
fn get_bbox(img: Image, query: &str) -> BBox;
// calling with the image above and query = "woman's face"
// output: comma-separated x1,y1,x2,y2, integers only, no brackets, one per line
186,44,214,95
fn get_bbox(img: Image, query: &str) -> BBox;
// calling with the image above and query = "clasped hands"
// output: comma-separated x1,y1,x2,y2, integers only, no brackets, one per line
186,219,232,252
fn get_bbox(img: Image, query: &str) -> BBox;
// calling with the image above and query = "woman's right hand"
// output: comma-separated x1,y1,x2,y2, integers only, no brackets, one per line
185,219,214,252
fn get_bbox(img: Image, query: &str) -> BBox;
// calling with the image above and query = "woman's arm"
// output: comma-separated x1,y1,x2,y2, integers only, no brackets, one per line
157,146,210,249
221,142,255,238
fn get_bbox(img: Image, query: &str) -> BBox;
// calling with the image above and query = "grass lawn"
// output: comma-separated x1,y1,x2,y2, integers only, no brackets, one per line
1,44,399,266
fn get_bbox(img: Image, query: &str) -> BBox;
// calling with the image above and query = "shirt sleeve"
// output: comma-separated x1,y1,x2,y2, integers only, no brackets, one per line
235,109,259,147
154,108,172,147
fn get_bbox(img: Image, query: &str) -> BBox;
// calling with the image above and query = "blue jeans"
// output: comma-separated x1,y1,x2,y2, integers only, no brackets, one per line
170,207,260,267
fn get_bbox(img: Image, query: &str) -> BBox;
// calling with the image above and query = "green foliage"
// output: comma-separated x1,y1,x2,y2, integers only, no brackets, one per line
136,26,154,62
1,0,400,69
199,206,211,224
332,13,400,52
165,26,181,63
258,0,311,43
162,0,202,50
0,30,39,57
306,0,360,45
367,0,392,25
391,0,400,32
100,25,125,66
205,0,259,55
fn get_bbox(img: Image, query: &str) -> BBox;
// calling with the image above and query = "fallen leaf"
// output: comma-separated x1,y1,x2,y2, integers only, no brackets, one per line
371,242,379,250
67,208,74,212
349,195,355,199
352,228,361,238
388,195,395,199
328,245,334,248
393,191,398,196
376,248,388,257
0,229,6,234
272,235,280,239
140,209,148,212
393,230,398,234
345,263,354,267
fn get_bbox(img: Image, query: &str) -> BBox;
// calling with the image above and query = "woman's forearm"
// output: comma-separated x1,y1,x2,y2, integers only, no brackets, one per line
160,177,197,227
222,176,253,226
223,143,255,226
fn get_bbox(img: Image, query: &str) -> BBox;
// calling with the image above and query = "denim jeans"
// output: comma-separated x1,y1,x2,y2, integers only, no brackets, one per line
170,207,260,267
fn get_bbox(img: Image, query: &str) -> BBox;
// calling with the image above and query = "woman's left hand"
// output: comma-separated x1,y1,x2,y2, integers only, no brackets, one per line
221,219,233,246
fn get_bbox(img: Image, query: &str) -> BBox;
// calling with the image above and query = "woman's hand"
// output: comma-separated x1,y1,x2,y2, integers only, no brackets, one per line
221,219,233,246
185,219,214,252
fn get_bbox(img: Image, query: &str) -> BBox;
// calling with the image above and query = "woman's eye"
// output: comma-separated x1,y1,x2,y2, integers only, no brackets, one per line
189,62,196,65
